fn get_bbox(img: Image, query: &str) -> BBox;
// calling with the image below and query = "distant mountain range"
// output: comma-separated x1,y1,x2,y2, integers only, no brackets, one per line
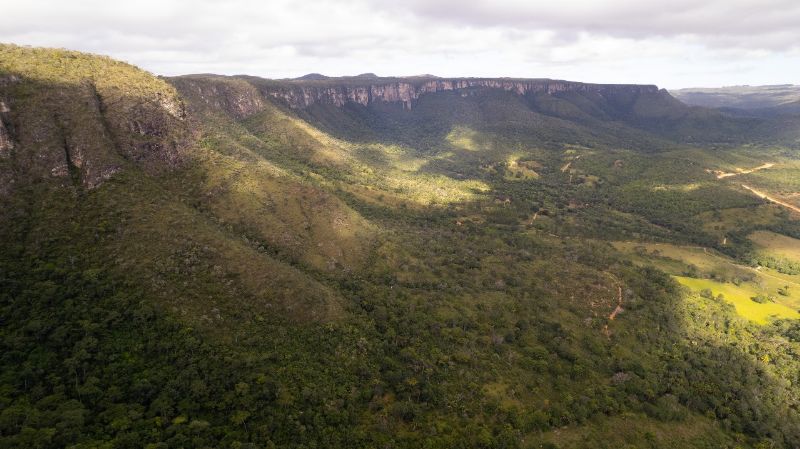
671,84,800,116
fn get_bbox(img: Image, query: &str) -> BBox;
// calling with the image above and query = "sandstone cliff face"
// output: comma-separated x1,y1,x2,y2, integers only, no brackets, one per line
0,45,191,193
100,85,189,174
260,78,661,111
170,76,265,119
0,77,189,192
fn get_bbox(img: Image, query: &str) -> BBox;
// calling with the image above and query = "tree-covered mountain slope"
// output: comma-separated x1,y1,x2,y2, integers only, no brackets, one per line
3,44,800,449
671,85,800,123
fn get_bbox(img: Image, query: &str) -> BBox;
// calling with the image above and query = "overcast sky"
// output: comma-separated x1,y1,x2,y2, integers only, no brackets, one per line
1,0,798,88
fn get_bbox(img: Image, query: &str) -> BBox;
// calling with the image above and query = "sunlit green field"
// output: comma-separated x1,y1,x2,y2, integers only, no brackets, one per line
675,276,799,324
614,241,800,323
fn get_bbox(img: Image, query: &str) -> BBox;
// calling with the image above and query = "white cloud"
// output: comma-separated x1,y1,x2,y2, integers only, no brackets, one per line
0,0,798,87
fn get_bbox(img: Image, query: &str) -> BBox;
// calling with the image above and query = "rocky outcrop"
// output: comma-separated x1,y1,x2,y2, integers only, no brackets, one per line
261,78,661,110
100,86,189,173
0,46,191,193
170,76,265,119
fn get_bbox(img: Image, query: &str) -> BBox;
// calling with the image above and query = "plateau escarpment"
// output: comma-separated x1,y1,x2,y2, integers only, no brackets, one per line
170,75,265,119
171,73,752,146
251,77,662,111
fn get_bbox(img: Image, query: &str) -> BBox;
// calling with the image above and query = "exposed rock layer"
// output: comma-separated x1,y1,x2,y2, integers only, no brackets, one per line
259,78,661,110
170,76,264,119
0,82,189,194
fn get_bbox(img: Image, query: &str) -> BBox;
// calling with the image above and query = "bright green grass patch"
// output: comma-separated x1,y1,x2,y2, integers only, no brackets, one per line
504,155,540,181
754,267,800,311
614,241,800,321
446,125,484,151
675,276,799,324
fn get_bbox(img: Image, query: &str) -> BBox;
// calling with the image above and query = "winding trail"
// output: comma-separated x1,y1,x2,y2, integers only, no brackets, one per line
743,263,800,288
608,286,624,320
561,155,580,173
602,277,625,338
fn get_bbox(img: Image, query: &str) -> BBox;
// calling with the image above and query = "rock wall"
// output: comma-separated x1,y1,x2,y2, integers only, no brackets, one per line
262,78,661,110
0,75,190,193
100,85,189,174
170,76,265,119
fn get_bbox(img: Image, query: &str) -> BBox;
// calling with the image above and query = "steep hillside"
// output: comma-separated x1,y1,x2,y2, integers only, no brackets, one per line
0,45,189,195
4,45,800,449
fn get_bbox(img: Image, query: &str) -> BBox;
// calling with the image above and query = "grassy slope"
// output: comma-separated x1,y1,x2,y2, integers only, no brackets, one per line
613,241,800,323
750,230,800,260
534,412,737,449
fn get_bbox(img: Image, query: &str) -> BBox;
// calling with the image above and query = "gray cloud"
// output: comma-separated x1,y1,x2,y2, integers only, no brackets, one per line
374,0,800,50
0,0,797,88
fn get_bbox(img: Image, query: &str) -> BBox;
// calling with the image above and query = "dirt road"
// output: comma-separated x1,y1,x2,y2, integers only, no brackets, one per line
715,162,774,179
741,184,800,214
